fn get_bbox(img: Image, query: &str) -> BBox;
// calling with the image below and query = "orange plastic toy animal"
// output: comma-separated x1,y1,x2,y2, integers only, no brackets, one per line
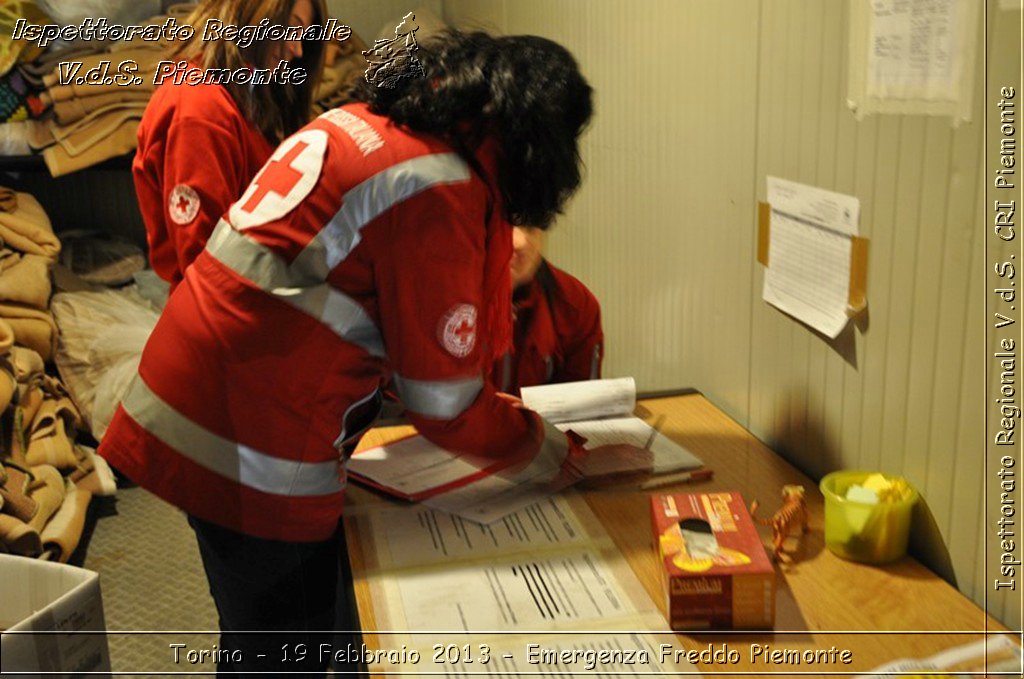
750,485,809,561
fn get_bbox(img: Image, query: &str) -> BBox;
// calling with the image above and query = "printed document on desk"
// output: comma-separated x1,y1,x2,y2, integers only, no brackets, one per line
348,377,703,523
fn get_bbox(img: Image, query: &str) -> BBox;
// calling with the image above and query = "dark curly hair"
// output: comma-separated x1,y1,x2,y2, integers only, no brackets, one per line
353,30,593,228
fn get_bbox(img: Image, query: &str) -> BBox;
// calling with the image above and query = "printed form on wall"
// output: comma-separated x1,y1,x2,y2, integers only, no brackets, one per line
847,0,980,122
761,177,863,339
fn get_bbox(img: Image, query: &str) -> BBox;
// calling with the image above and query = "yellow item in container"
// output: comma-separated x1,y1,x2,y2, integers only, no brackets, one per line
820,470,919,564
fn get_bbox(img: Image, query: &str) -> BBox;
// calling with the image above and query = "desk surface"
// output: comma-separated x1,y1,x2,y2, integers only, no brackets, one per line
345,393,1008,673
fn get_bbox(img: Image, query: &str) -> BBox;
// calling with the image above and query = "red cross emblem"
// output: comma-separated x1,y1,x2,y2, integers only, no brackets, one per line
241,141,309,213
168,184,200,225
452,318,475,343
229,129,328,230
440,304,478,358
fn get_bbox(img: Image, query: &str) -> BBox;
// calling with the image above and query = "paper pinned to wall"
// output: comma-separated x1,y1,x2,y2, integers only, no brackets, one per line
847,0,979,123
866,0,960,101
762,177,862,339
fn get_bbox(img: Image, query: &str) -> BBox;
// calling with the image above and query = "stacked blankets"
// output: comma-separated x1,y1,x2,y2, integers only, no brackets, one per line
0,188,116,561
0,2,197,176
0,187,58,360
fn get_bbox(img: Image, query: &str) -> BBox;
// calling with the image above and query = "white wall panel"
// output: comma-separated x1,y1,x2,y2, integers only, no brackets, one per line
443,0,1008,626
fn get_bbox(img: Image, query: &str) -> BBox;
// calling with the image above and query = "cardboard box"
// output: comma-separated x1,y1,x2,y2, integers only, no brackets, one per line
651,491,775,630
0,554,111,675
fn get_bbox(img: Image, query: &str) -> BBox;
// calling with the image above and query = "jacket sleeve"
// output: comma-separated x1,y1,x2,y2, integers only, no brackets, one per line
375,179,576,471
162,117,249,278
554,278,604,383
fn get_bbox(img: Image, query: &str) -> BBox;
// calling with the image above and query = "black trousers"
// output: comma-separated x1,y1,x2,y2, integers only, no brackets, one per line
188,515,363,677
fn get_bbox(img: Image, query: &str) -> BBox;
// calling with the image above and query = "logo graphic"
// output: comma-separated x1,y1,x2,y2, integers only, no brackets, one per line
168,184,200,225
362,12,425,89
229,128,328,230
439,304,478,358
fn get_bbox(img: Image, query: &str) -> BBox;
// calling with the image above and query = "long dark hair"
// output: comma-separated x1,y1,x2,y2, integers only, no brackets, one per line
354,30,593,228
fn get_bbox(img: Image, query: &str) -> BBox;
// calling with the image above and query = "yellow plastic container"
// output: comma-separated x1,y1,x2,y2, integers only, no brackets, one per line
820,470,919,564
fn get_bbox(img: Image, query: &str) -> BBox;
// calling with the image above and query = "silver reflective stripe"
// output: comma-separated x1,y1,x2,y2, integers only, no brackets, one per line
293,153,472,274
271,283,386,357
393,374,483,419
121,376,344,497
207,221,386,357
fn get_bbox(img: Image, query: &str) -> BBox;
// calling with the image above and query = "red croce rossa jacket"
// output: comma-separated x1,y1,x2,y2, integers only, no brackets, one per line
100,103,576,541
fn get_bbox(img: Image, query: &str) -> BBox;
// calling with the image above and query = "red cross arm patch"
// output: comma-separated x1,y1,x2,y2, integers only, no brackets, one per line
229,129,329,231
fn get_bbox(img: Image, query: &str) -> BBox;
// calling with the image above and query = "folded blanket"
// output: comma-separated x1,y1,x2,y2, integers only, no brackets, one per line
0,461,66,557
42,47,163,99
0,186,16,212
0,120,32,155
40,478,91,562
0,357,12,413
0,513,41,555
0,462,38,522
10,345,43,383
70,446,116,497
0,190,59,259
0,251,52,309
53,88,152,126
0,0,50,77
43,117,139,177
23,375,82,471
24,462,64,533
0,302,57,360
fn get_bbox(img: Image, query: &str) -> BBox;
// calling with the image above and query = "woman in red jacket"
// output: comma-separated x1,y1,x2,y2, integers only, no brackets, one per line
134,0,326,292
101,30,651,677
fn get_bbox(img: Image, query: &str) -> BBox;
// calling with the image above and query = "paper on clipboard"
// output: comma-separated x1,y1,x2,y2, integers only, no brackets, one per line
762,177,862,339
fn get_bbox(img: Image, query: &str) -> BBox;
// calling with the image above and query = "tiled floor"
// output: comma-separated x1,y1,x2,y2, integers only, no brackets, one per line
82,486,218,674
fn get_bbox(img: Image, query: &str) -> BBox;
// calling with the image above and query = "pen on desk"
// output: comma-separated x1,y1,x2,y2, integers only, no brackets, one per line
640,468,714,490
644,414,667,450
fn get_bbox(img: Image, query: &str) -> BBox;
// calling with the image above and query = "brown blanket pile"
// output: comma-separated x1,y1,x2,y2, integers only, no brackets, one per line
0,188,116,562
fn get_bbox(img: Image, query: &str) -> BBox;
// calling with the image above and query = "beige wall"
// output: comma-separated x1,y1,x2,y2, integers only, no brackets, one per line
444,0,1015,627
327,0,442,42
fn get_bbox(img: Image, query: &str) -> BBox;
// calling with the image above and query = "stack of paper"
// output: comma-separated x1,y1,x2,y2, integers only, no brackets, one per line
347,378,704,524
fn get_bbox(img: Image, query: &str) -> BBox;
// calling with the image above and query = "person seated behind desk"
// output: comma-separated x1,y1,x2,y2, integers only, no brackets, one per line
492,226,604,395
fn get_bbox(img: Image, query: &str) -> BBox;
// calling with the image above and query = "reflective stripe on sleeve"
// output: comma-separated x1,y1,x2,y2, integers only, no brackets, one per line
206,220,386,357
392,374,483,419
293,152,472,274
121,376,345,497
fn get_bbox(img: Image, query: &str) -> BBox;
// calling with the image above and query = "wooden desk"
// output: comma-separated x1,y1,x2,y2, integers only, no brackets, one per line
345,394,1010,674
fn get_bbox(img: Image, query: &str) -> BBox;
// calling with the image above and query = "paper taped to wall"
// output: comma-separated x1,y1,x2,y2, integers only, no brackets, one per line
762,177,862,339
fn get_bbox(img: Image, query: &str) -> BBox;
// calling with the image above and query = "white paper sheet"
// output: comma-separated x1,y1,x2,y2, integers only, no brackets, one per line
866,0,961,101
352,377,703,523
520,377,636,423
394,549,637,631
556,417,702,474
369,495,590,568
346,434,493,498
763,177,861,338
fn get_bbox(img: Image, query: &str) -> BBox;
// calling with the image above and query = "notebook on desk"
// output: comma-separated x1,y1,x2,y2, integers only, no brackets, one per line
347,378,705,521
521,377,704,475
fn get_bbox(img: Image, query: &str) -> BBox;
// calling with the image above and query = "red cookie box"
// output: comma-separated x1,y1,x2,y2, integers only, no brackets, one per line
651,491,775,630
